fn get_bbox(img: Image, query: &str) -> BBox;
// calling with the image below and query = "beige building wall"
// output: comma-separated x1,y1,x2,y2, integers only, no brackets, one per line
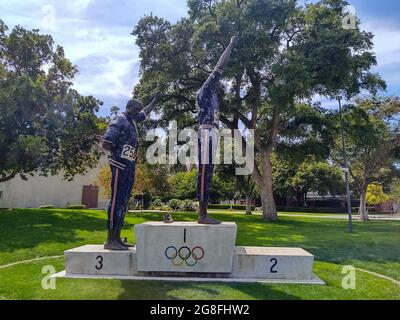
0,156,109,209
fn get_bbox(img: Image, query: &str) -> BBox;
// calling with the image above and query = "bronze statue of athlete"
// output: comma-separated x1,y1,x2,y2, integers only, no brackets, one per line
196,36,239,225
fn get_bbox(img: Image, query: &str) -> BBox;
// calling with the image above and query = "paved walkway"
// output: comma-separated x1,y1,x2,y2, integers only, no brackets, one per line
0,256,63,270
356,268,400,286
277,213,400,221
129,210,400,221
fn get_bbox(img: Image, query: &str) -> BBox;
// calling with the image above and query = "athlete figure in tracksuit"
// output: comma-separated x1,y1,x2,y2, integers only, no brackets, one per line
102,93,162,250
196,35,239,225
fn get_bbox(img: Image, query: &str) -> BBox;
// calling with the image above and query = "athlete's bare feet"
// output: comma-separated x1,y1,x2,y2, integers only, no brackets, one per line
116,229,134,248
198,201,221,225
198,215,221,225
118,238,134,248
104,240,129,250
104,229,129,251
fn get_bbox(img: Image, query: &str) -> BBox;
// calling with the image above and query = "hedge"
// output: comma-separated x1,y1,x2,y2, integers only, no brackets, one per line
208,204,256,210
39,205,55,209
276,207,371,214
67,205,87,210
209,204,372,214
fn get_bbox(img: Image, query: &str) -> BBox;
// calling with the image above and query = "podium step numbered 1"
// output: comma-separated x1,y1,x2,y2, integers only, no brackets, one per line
61,245,323,284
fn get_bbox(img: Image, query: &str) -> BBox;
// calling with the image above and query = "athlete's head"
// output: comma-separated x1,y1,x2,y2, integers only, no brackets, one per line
126,99,143,118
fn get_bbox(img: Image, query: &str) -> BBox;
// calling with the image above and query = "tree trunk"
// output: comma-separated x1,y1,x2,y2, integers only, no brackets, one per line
0,171,17,183
259,153,278,221
296,192,303,206
359,188,370,221
245,194,252,215
259,187,277,221
303,192,308,208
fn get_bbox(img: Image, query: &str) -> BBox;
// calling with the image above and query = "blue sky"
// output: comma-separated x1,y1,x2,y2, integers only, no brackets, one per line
0,0,399,115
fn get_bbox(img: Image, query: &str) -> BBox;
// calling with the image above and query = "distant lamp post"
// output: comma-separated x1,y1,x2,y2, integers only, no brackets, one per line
337,96,353,233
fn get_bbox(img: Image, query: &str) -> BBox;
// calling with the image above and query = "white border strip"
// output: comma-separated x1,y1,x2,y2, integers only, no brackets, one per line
52,271,325,285
0,256,63,270
356,268,400,286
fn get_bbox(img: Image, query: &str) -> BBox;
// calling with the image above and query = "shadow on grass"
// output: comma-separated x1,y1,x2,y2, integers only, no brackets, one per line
148,211,400,267
0,210,171,256
114,210,400,268
219,212,400,266
0,209,133,253
1,209,399,272
117,280,298,300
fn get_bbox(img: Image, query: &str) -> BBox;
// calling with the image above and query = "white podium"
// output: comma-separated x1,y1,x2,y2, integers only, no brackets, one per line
65,245,136,276
231,247,314,280
135,222,237,273
56,222,324,285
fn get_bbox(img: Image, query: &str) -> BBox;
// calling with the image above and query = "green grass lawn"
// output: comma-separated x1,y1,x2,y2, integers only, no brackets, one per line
0,209,399,300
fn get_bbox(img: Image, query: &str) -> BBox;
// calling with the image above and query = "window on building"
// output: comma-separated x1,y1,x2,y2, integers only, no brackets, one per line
0,191,3,199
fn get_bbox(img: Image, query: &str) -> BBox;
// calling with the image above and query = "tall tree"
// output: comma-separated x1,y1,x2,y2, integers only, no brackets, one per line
390,179,400,213
290,159,344,207
272,155,344,206
169,169,198,200
331,97,400,221
96,162,171,200
132,0,384,221
133,162,171,198
217,164,257,214
366,183,390,213
96,165,112,199
0,21,104,183
237,175,257,215
169,168,235,202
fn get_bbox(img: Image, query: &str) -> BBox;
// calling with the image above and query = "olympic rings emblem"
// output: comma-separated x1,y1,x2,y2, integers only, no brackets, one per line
165,246,205,267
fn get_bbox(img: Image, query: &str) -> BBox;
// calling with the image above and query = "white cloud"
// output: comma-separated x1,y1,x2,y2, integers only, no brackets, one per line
55,24,140,102
74,57,140,99
0,0,190,115
2,0,399,116
362,20,400,88
65,0,93,14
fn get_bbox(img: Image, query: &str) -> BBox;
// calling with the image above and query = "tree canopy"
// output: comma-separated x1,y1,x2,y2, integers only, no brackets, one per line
0,21,105,183
272,155,344,206
331,97,400,220
366,183,389,207
132,0,384,220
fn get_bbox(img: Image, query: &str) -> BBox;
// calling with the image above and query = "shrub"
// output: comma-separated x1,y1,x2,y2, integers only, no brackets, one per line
192,201,199,212
152,197,163,207
168,199,181,212
128,198,140,210
67,205,86,210
39,205,55,209
276,207,362,214
179,199,196,211
161,205,172,212
208,204,256,211
150,198,165,210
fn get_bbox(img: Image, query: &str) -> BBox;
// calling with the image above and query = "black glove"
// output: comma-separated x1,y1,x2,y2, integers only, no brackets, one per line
102,140,113,152
230,35,239,47
153,92,163,102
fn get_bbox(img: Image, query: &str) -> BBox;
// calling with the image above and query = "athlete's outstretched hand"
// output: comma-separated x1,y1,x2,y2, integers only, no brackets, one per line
230,35,239,47
153,92,163,102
